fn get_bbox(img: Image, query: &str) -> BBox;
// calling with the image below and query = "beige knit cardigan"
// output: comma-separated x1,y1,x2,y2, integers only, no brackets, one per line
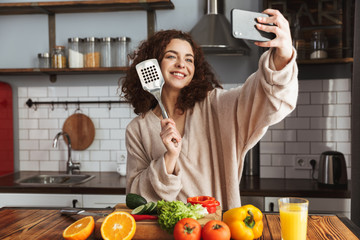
125,48,298,210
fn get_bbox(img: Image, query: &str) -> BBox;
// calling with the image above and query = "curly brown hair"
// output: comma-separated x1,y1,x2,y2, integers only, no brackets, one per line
120,29,222,115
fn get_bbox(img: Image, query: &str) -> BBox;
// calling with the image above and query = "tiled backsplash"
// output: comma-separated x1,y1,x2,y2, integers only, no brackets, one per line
260,78,351,179
18,78,351,179
18,85,133,172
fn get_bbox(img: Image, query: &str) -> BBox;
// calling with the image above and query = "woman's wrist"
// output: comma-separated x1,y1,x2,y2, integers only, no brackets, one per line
164,151,179,174
272,47,293,70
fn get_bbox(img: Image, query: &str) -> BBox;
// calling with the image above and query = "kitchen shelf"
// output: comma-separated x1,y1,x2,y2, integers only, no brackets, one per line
0,0,174,15
0,0,174,82
297,58,354,65
0,67,128,76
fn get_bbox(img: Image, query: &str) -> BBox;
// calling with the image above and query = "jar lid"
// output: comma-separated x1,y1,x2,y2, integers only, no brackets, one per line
114,37,131,42
38,53,50,58
100,37,112,42
84,37,100,42
68,37,83,42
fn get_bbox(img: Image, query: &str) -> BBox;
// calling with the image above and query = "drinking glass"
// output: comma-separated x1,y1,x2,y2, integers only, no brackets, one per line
278,197,309,240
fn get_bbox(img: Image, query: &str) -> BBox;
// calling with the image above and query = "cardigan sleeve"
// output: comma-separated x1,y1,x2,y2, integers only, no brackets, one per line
210,47,298,154
125,120,183,202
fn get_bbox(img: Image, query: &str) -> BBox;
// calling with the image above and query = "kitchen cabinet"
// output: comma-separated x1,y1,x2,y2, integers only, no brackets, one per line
82,194,125,208
242,195,351,219
265,196,351,219
0,193,126,208
241,196,265,211
0,0,174,82
0,193,82,208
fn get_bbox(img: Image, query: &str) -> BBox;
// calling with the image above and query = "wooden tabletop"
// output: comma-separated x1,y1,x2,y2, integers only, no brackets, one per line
0,207,359,240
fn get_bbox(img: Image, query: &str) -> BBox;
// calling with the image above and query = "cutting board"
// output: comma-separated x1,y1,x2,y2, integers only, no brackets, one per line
62,113,95,150
94,203,222,240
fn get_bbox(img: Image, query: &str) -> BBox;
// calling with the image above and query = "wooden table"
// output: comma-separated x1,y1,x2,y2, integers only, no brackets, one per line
0,207,359,240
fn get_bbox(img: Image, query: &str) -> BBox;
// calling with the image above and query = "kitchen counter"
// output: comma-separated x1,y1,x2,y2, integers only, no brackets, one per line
0,171,126,195
0,171,351,198
0,207,359,239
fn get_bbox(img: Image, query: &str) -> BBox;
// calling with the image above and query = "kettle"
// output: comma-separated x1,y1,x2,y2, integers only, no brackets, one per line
318,151,348,187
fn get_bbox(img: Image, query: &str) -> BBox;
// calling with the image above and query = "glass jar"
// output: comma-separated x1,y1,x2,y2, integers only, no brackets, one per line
51,46,67,68
113,37,131,67
100,37,112,67
83,37,100,68
37,52,50,68
68,37,83,68
310,30,328,59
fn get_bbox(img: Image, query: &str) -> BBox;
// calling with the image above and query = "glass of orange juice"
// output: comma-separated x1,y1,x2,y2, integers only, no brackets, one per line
278,197,309,240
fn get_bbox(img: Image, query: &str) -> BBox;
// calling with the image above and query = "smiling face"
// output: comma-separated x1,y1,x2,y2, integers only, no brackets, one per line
160,38,195,92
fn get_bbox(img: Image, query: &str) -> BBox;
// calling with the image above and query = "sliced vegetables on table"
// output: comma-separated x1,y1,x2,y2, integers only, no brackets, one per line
131,201,157,215
173,218,201,240
187,196,220,214
223,204,263,240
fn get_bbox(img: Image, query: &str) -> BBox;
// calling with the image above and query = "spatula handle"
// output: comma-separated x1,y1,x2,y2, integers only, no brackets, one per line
158,98,178,147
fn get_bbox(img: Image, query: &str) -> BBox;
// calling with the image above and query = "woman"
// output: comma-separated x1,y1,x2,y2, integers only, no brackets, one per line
121,9,298,210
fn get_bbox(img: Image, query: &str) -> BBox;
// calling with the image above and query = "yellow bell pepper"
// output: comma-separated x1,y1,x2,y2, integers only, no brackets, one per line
223,204,263,240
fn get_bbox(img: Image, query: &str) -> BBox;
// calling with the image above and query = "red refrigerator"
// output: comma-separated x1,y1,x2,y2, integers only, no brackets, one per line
0,82,14,176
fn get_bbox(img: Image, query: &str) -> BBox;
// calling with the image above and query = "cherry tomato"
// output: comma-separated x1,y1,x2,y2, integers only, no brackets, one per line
202,220,231,240
173,218,201,240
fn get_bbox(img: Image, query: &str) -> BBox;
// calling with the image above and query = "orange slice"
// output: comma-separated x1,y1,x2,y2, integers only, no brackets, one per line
63,216,95,240
101,211,136,240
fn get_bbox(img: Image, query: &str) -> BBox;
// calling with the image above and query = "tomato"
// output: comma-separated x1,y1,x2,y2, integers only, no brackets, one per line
202,220,231,240
173,218,201,240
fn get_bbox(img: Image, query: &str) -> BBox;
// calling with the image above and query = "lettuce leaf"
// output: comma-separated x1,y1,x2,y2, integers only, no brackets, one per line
157,200,208,234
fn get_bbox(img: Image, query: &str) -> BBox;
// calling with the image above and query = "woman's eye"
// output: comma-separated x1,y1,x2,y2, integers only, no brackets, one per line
186,58,193,63
166,55,176,59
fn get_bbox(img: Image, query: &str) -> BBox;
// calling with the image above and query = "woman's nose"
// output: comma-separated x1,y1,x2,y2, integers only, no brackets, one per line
176,59,185,68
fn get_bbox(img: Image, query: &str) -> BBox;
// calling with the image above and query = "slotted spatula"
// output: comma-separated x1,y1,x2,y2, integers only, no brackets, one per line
136,58,178,146
136,59,169,119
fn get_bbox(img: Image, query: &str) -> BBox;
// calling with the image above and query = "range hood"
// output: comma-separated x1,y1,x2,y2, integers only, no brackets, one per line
190,0,250,55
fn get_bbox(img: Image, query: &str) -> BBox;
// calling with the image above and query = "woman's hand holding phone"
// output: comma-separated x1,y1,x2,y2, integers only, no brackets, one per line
254,9,293,70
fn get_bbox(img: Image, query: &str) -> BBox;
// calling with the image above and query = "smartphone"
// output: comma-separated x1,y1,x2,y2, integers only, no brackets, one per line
231,9,276,42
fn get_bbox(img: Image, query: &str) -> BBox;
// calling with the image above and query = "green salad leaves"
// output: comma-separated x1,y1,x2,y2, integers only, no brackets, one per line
157,200,208,234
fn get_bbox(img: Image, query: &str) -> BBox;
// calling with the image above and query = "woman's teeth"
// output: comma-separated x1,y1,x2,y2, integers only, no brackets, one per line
173,72,184,77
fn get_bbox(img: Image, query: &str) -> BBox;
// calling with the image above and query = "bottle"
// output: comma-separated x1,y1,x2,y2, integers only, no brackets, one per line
310,30,328,59
83,37,100,68
113,37,131,67
51,46,67,68
37,52,50,68
68,37,83,68
100,37,112,67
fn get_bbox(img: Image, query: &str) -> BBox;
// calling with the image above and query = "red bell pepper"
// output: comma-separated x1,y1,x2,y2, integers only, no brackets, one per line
131,214,158,221
187,196,220,214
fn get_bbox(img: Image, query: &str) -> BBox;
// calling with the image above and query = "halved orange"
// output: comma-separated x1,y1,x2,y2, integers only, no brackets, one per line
63,216,95,240
101,211,136,240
